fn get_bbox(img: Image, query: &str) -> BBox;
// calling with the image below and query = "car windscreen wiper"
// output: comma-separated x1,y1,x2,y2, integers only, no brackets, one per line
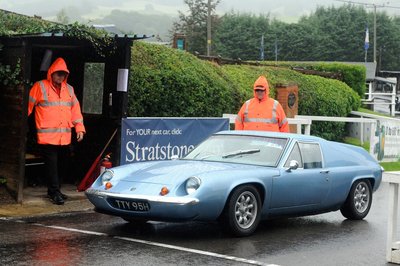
222,149,260,159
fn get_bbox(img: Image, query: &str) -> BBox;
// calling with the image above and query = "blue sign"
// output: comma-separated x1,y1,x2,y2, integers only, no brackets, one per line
177,39,184,50
120,118,229,164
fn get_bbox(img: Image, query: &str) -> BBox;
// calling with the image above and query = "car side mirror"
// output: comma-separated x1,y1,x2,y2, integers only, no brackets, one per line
286,160,299,172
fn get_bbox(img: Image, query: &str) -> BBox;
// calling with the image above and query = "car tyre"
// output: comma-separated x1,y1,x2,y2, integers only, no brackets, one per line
340,179,372,220
223,185,261,237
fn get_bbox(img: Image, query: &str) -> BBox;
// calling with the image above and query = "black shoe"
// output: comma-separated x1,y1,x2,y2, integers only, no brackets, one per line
49,193,64,205
59,192,68,200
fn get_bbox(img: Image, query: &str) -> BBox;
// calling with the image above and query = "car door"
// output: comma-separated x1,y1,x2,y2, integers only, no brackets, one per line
269,141,330,209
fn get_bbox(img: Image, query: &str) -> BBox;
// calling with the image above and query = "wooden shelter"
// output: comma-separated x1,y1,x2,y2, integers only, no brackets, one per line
0,33,144,202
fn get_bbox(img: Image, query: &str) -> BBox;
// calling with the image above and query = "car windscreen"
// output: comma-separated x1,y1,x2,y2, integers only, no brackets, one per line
183,134,288,167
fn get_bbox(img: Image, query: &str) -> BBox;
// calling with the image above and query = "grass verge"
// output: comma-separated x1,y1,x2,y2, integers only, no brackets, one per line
380,162,400,172
358,107,392,117
343,137,369,151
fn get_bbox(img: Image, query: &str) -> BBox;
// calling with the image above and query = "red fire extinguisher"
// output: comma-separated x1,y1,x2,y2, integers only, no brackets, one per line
100,153,112,174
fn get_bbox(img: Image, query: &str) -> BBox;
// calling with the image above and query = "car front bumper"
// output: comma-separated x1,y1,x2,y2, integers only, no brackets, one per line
85,188,201,221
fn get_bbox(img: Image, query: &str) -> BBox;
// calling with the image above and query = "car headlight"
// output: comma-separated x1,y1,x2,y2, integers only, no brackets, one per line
101,170,114,185
186,176,201,195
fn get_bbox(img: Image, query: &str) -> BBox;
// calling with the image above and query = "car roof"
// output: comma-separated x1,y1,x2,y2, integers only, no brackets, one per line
215,130,324,142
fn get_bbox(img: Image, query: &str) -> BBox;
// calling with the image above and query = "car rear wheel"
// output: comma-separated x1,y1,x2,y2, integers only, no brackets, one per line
223,185,261,237
340,179,372,220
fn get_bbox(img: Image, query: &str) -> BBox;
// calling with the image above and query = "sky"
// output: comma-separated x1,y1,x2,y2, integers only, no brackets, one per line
3,0,400,23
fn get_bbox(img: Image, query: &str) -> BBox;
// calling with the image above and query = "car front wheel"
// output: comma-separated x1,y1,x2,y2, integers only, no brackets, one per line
223,185,261,237
340,179,372,220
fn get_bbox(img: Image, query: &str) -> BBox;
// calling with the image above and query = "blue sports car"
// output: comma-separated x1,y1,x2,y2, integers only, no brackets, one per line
86,131,383,236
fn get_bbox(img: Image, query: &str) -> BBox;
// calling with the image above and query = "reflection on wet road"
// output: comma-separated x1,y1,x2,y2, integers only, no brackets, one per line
0,182,393,266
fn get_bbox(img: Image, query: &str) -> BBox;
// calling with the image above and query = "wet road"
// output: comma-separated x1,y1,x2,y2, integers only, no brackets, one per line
0,182,396,266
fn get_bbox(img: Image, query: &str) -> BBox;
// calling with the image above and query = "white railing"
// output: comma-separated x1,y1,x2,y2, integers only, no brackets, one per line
363,82,398,116
383,172,400,264
295,115,377,148
223,113,377,152
222,114,312,135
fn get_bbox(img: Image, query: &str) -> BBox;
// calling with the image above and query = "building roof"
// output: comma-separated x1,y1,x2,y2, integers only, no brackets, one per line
374,76,397,84
92,24,123,35
290,61,377,81
2,31,150,40
343,62,376,81
380,70,400,76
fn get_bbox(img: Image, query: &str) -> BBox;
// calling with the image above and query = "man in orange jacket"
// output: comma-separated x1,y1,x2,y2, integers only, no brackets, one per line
235,75,289,132
28,57,86,205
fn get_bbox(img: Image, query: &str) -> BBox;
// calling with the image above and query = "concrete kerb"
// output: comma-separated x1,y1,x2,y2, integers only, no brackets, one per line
0,184,93,218
0,199,93,218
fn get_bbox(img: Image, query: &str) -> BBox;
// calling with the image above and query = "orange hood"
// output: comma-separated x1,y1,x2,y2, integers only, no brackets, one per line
46,57,70,83
253,75,269,100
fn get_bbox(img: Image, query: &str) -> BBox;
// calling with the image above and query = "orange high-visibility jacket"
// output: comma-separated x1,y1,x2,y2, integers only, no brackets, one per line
28,58,85,145
235,76,289,132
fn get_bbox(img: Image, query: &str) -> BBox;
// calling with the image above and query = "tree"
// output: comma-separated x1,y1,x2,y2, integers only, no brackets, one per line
56,8,69,24
211,4,400,70
214,12,271,60
376,14,400,71
93,10,175,40
297,5,400,70
171,0,220,55
298,5,369,62
266,20,320,61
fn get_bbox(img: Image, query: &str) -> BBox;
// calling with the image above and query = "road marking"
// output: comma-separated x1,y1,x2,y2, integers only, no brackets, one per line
26,222,279,266
41,224,108,236
115,236,278,266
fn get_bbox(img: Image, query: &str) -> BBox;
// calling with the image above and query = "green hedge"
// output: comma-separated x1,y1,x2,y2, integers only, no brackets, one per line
128,42,361,140
311,62,366,98
260,61,366,97
128,42,239,117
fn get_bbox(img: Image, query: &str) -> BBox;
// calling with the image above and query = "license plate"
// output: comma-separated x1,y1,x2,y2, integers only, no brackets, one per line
108,198,150,212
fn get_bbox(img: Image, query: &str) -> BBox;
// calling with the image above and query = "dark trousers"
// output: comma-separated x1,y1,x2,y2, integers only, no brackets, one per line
40,144,70,195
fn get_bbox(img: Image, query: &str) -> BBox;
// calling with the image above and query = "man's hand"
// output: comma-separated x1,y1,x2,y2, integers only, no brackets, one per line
77,131,84,142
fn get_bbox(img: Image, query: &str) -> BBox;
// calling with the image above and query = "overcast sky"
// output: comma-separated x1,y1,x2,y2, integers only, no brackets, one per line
2,0,400,22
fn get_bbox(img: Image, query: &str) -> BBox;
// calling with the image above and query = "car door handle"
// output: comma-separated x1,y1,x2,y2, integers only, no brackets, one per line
320,170,330,174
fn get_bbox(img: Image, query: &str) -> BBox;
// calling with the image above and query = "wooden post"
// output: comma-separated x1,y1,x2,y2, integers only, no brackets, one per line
275,83,299,133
